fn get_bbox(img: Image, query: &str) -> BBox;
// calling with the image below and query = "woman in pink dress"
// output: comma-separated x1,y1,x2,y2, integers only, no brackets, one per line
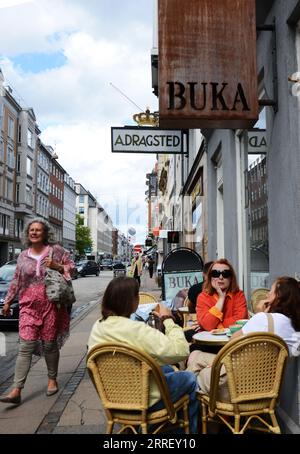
0,218,75,404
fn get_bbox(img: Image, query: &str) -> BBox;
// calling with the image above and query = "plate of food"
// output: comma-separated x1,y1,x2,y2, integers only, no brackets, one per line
210,328,229,335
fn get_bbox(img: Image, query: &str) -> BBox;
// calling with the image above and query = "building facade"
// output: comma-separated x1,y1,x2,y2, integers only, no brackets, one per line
63,173,76,252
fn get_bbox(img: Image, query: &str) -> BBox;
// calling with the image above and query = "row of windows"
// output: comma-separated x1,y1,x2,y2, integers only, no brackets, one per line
251,206,268,222
49,203,63,221
0,214,25,239
0,213,10,235
49,182,63,200
0,175,13,200
37,196,49,218
50,164,64,182
249,163,267,182
38,152,49,171
250,183,267,202
251,225,268,242
37,171,49,193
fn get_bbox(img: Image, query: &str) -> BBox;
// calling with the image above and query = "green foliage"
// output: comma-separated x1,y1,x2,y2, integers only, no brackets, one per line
75,214,93,255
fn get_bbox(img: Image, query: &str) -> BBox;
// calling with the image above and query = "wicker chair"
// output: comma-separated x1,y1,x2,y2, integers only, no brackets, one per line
250,288,270,313
198,332,289,434
86,343,190,434
139,292,157,305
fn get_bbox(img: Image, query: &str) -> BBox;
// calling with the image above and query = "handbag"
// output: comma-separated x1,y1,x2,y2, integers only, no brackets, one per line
45,248,76,307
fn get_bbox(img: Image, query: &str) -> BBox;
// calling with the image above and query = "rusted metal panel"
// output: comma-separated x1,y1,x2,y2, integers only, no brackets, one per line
158,0,258,129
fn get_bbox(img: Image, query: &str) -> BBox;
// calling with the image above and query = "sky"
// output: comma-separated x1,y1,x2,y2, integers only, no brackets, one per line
0,0,157,244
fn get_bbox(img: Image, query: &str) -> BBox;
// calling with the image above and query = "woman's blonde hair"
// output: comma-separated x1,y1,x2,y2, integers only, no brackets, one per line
22,217,56,247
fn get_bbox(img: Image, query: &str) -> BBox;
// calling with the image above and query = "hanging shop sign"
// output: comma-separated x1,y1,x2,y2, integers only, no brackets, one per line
158,0,258,129
111,127,183,154
248,130,267,154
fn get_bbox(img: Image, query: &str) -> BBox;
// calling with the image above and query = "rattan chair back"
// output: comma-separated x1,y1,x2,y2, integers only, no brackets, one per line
86,343,190,434
199,332,289,434
250,288,269,313
139,292,157,305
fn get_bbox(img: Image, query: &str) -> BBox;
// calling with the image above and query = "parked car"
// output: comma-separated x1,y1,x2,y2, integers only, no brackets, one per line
0,262,19,326
100,259,113,270
76,260,100,277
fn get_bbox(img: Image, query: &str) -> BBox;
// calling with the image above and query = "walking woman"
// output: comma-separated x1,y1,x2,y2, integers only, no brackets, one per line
0,218,75,404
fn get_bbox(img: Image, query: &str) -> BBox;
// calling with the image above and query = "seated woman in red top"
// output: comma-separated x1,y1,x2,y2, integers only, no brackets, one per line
196,258,248,331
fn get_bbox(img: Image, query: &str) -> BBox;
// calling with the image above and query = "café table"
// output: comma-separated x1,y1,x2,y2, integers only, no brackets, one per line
192,330,230,347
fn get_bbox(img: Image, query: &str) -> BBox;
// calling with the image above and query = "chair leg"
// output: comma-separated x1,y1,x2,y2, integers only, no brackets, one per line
182,404,190,434
141,423,148,434
269,411,281,434
201,402,208,434
234,415,241,434
106,421,114,434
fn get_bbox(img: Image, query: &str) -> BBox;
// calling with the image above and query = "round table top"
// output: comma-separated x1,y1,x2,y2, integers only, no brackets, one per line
192,330,230,346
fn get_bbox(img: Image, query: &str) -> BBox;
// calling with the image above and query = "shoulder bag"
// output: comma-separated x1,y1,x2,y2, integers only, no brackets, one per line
45,248,76,308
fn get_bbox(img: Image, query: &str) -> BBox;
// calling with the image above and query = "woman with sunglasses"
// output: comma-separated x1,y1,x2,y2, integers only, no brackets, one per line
196,258,248,331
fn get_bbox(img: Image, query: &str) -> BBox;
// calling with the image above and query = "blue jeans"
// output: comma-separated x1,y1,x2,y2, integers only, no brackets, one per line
149,365,199,434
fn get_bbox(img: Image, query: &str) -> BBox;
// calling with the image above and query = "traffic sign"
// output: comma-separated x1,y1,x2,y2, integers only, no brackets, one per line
133,244,142,253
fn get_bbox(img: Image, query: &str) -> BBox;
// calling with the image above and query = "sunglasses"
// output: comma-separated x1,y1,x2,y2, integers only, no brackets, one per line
211,269,232,279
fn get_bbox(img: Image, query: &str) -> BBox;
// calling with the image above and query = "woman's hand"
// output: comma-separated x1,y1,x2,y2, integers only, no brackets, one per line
255,298,271,313
1,303,11,316
212,281,226,299
153,303,172,318
44,257,64,273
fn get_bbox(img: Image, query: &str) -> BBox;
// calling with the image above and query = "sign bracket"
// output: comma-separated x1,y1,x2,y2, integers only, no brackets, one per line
257,19,278,113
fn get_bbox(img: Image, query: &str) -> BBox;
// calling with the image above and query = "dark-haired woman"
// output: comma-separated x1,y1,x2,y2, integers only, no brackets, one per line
232,276,300,356
88,276,199,433
196,258,248,331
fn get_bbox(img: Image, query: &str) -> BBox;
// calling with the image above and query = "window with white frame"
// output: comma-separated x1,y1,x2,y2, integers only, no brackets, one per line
26,157,32,176
7,146,15,168
5,178,13,201
8,116,14,139
26,185,32,205
27,128,34,148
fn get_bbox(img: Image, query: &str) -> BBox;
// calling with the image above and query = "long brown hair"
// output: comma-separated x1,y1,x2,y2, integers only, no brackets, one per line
101,277,139,319
204,258,240,295
270,276,300,331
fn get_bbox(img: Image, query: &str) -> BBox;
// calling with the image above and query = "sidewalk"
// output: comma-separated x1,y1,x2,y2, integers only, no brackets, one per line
0,271,162,434
52,271,162,434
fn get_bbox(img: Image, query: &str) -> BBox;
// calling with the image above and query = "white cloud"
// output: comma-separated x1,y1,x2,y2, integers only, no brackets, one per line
0,0,33,9
0,0,157,243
